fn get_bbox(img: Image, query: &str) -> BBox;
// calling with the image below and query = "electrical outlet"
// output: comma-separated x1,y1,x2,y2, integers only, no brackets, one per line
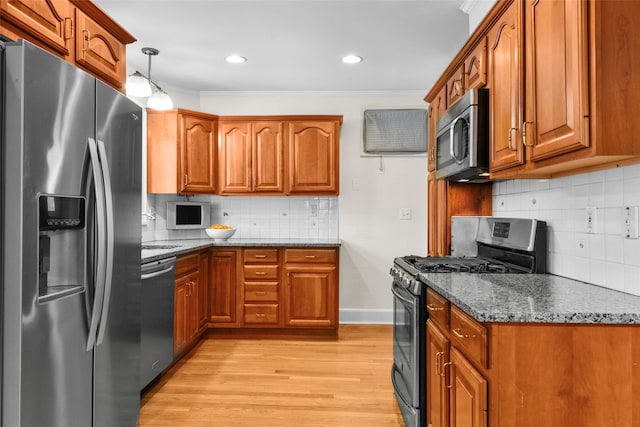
399,208,412,220
624,206,639,239
586,206,597,234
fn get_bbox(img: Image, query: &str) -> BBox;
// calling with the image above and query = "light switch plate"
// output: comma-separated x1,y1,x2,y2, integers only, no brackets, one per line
399,208,412,220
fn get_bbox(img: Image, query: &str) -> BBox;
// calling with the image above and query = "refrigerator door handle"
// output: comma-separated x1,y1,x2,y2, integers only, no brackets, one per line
96,139,114,346
86,137,107,352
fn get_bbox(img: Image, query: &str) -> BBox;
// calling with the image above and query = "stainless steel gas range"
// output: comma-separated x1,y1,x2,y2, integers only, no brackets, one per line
390,217,547,427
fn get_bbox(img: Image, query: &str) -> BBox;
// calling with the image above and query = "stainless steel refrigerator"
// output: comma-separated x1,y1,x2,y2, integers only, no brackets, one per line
1,39,142,427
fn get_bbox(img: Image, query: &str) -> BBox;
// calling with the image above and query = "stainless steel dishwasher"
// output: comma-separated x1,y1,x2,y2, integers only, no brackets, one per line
140,256,176,390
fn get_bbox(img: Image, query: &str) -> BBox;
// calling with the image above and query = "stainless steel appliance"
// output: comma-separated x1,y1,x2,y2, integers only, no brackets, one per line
167,201,211,229
390,217,547,427
435,88,489,182
141,257,176,390
1,40,142,427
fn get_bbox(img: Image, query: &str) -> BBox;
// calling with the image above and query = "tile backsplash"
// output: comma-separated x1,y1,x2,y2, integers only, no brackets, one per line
142,194,339,242
493,163,640,296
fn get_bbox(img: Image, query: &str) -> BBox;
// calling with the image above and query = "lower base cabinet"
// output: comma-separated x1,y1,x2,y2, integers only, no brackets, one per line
204,247,339,335
173,253,205,357
426,288,640,427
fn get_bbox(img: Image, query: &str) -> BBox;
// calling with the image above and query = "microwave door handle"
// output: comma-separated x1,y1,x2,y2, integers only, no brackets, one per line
449,116,465,164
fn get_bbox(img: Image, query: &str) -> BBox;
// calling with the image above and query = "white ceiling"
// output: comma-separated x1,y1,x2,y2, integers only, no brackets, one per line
94,0,476,94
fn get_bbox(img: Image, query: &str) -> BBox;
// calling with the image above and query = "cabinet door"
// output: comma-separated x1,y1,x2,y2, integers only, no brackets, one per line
449,348,487,427
74,8,126,90
218,121,252,193
427,171,448,256
173,277,189,356
284,265,337,327
186,271,201,342
181,115,216,193
525,0,589,161
426,321,450,427
287,121,339,194
208,250,239,326
198,253,209,328
488,1,524,172
428,87,446,173
465,37,487,91
447,65,466,107
0,0,69,56
253,121,285,193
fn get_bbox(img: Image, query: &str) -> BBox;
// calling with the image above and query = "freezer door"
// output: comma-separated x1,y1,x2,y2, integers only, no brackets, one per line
2,41,94,427
93,81,142,427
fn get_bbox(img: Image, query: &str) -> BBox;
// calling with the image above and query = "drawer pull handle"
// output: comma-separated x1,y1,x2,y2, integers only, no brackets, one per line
255,272,267,275
256,313,266,317
452,328,476,339
255,255,267,258
305,255,316,259
435,351,444,376
255,291,267,296
426,304,443,312
443,362,453,389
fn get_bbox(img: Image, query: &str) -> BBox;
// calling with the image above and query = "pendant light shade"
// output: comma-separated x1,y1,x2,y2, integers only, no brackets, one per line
125,71,152,97
125,47,173,110
147,87,174,111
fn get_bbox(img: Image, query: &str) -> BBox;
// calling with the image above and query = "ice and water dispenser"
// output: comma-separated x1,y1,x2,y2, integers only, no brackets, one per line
38,195,86,302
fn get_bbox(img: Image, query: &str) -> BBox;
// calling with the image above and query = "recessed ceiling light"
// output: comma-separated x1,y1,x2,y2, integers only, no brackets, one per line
342,55,362,64
225,55,247,64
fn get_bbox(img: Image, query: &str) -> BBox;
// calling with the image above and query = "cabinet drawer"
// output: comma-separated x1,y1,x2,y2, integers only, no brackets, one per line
244,249,279,263
175,253,199,276
426,288,450,330
244,283,278,302
284,249,336,264
244,304,279,324
243,265,279,280
450,304,488,368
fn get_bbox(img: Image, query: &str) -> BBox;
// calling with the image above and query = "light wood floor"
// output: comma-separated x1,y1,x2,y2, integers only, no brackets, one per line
139,325,404,427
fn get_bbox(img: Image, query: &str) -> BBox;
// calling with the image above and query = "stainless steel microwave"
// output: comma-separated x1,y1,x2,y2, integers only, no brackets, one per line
435,88,490,182
166,201,211,229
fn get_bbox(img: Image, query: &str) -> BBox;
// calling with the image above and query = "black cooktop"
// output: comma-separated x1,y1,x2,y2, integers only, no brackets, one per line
404,255,526,274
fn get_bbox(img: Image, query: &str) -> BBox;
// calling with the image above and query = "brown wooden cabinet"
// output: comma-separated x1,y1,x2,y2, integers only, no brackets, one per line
218,120,285,194
174,253,204,357
242,249,280,326
487,0,524,173
287,120,341,195
464,37,488,92
425,287,640,427
147,109,218,194
426,289,488,427
522,0,589,163
428,87,447,173
283,249,338,328
446,64,466,107
0,0,134,91
208,248,240,327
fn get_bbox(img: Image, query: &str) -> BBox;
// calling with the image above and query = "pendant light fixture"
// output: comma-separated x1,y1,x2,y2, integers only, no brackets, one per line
125,47,174,111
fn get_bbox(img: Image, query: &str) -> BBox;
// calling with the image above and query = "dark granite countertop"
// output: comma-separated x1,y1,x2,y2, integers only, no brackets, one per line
419,272,640,325
142,238,341,263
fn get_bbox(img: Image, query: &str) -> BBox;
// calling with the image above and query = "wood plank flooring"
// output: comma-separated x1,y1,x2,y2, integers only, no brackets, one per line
140,325,404,427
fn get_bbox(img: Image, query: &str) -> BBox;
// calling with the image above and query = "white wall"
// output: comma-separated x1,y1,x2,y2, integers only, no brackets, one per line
493,164,640,296
199,92,428,323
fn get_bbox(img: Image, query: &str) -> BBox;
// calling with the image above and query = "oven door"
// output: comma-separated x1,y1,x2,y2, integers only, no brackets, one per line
391,282,421,410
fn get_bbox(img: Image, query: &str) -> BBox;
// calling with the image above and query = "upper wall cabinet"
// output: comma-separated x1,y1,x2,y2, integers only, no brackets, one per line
288,119,341,195
0,0,135,92
425,0,640,180
147,109,218,194
218,120,285,195
219,116,341,196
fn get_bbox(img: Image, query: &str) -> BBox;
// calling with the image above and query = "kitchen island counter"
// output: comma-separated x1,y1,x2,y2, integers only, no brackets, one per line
419,272,640,324
142,238,341,263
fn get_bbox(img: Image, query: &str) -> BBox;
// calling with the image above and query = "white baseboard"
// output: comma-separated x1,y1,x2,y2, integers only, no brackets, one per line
339,308,393,324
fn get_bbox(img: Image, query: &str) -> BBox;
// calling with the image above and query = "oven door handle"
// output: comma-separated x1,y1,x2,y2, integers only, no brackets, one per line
391,285,416,308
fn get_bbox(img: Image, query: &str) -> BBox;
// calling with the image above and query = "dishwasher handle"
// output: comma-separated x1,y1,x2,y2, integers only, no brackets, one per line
142,257,176,279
